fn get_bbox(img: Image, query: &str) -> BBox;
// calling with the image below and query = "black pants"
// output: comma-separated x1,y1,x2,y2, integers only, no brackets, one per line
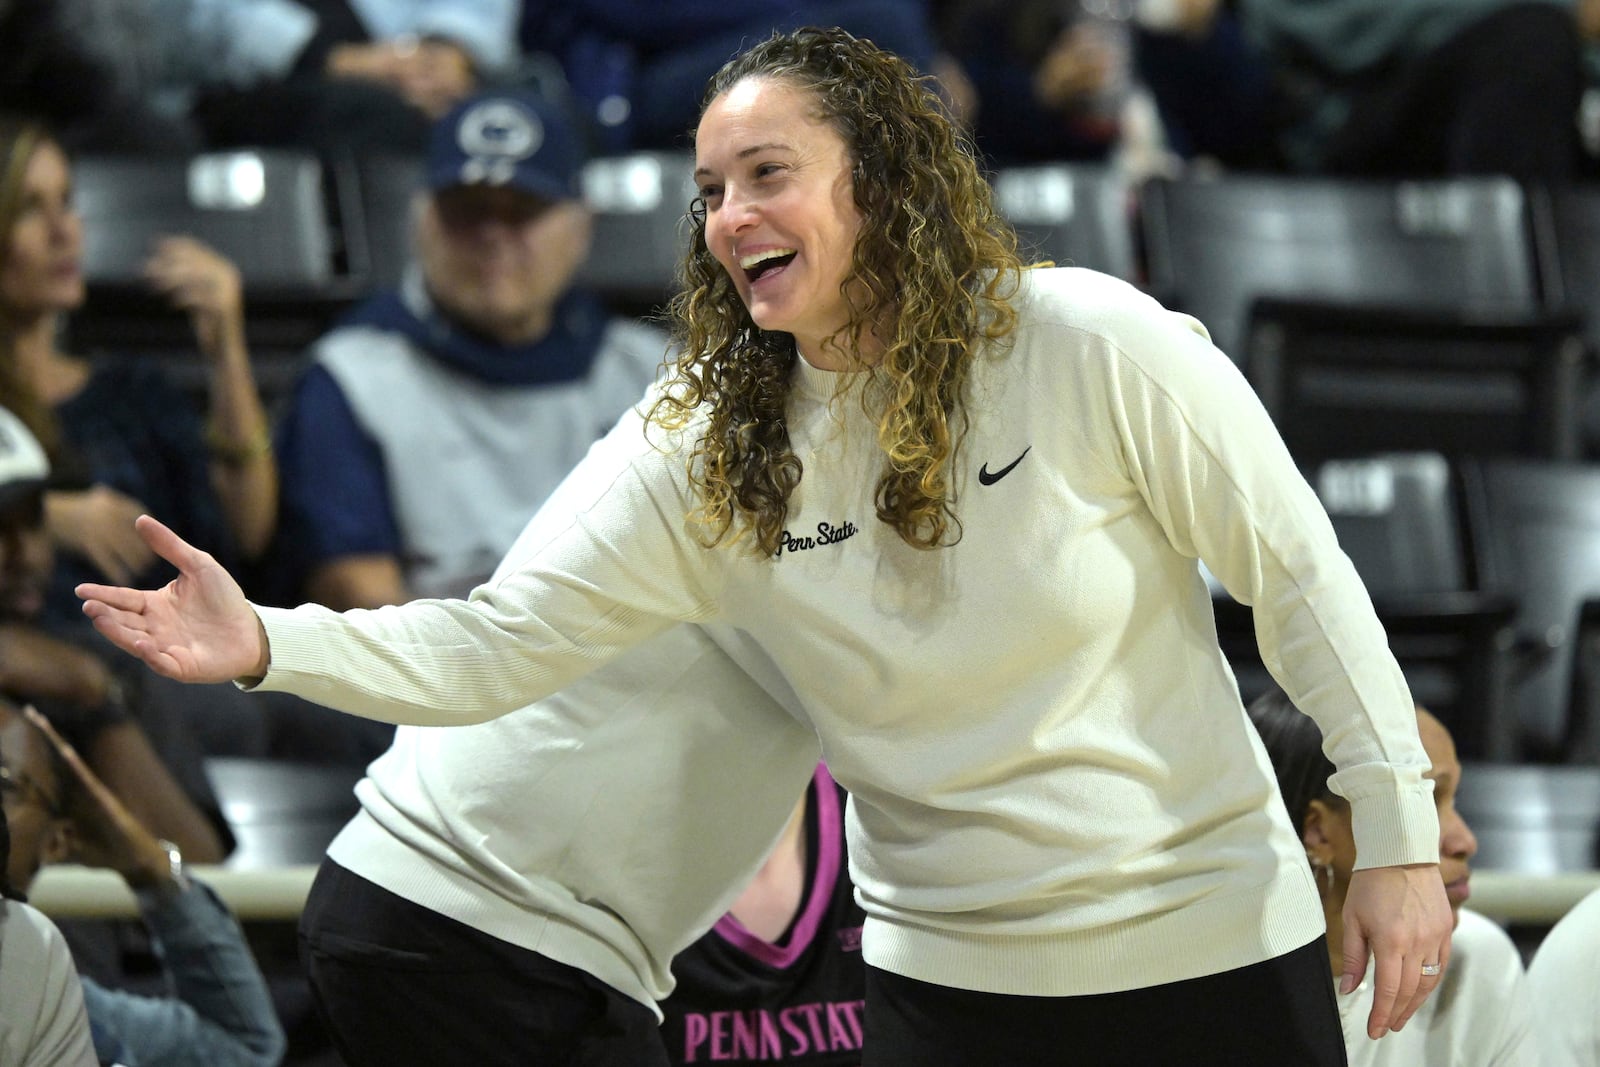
862,937,1347,1067
1325,2,1583,184
299,860,670,1067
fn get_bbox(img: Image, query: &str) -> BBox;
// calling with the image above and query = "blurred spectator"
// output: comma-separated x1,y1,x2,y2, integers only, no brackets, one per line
0,733,97,1067
191,0,524,156
0,0,200,154
1527,886,1600,1066
1247,687,1540,1066
0,403,228,862
937,0,1275,171
275,88,666,614
1236,0,1585,182
4,703,285,1067
659,766,867,1067
1130,0,1278,168
521,1,973,152
0,117,277,633
0,117,316,760
939,0,1126,165
288,0,521,105
15,0,519,160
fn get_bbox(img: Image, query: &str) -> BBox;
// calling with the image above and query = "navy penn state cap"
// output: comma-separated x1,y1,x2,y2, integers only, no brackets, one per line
426,90,584,202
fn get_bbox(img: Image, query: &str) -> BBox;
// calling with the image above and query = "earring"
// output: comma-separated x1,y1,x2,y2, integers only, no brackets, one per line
1308,854,1335,898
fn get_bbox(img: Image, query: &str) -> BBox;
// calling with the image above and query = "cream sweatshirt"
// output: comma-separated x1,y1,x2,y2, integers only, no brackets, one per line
257,267,1439,996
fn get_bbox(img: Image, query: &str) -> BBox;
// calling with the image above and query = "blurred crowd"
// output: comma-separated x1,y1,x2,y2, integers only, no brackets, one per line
2,0,1598,183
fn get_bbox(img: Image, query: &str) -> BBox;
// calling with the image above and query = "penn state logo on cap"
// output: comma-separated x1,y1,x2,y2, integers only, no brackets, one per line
427,89,584,202
456,99,542,186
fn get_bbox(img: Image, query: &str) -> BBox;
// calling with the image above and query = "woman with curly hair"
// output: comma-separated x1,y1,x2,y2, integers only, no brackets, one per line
79,26,1450,1065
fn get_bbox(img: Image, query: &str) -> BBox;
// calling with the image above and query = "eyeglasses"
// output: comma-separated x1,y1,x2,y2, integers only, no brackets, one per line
0,764,62,817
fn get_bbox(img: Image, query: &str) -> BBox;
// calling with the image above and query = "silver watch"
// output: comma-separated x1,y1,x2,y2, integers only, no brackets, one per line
136,838,192,905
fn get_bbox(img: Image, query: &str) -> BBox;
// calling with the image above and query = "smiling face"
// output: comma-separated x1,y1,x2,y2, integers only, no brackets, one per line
0,139,84,320
694,77,864,366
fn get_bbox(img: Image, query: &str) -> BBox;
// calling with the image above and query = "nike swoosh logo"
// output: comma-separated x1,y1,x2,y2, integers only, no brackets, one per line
978,446,1031,486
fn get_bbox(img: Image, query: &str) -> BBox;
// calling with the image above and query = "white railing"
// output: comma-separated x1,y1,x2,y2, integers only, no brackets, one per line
28,865,1600,926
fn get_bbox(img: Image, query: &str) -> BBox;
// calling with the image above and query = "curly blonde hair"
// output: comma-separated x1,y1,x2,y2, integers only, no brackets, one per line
652,27,1023,556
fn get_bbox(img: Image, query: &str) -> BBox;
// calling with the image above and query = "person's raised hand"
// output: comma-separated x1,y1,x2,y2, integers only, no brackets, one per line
394,39,475,118
143,236,245,360
76,515,268,685
1342,863,1454,1040
1033,27,1115,110
22,705,171,886
326,38,475,117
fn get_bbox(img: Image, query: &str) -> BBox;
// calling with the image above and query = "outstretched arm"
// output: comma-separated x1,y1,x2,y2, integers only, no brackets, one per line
84,407,717,727
1089,290,1449,1038
76,516,268,685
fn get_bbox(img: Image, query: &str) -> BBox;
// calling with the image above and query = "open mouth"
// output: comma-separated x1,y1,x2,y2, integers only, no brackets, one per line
740,248,797,284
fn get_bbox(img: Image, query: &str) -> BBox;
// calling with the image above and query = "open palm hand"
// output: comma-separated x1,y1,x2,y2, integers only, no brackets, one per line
77,515,267,684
